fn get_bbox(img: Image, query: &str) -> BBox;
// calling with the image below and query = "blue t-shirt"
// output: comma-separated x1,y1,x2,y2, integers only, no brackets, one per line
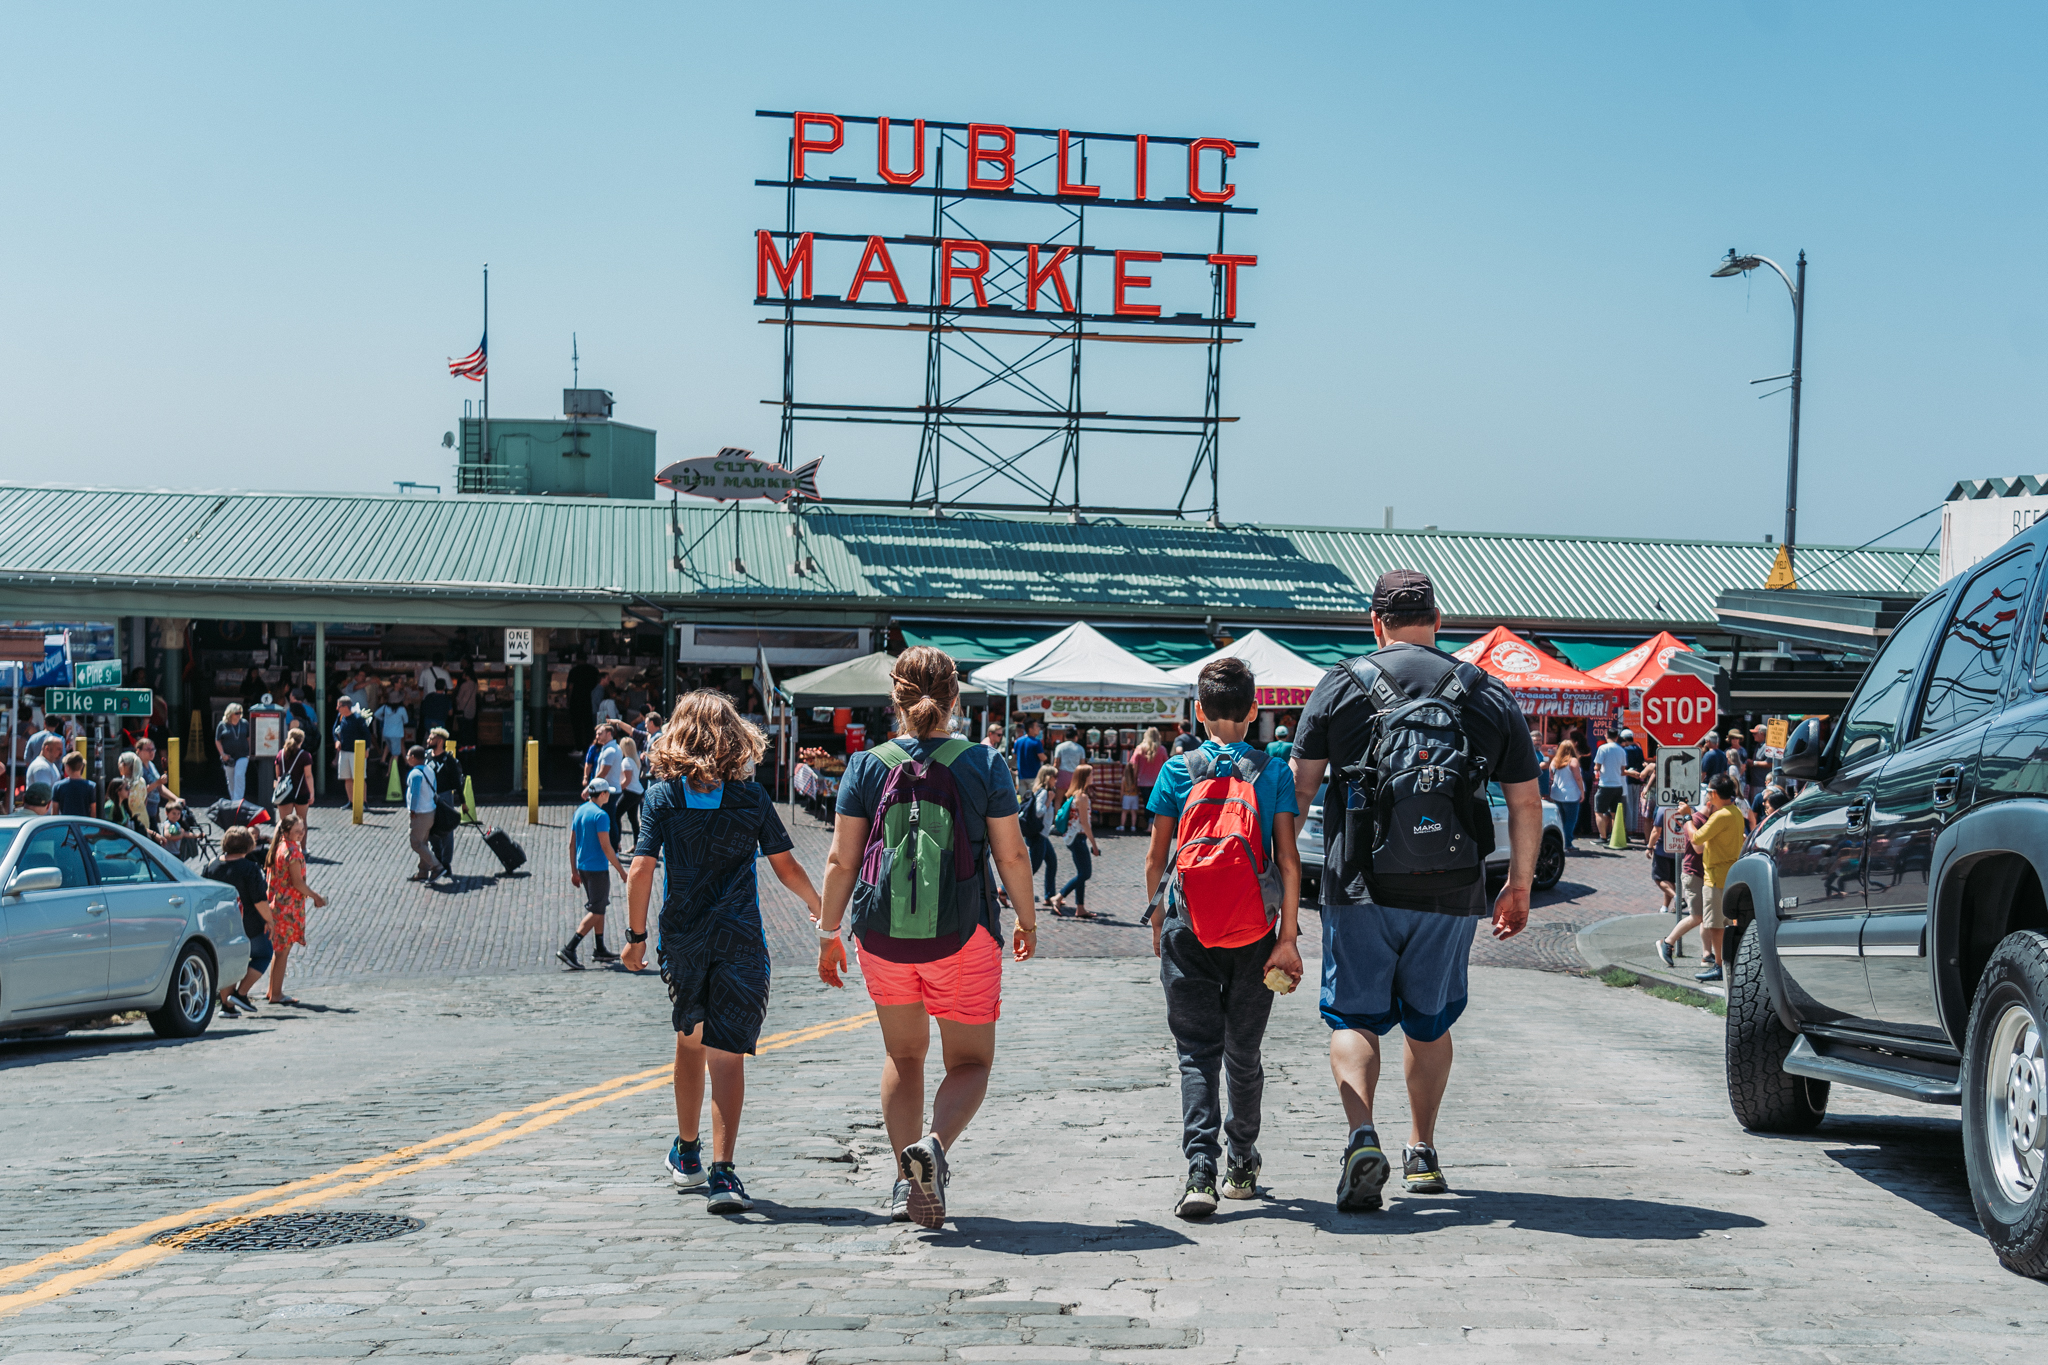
1146,739,1300,860
835,736,1020,963
570,799,614,871
685,782,724,809
1012,733,1044,782
633,778,792,943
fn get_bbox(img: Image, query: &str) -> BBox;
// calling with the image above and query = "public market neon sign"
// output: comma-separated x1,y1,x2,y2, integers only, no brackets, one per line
755,112,1258,320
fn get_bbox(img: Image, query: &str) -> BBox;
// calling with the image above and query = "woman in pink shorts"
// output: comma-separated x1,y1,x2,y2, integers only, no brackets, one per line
816,647,1039,1229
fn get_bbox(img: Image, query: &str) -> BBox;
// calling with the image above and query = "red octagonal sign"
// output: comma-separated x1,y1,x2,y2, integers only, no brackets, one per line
1641,672,1718,749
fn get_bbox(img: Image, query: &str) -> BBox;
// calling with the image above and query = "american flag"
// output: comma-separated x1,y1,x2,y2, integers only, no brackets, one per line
448,335,487,381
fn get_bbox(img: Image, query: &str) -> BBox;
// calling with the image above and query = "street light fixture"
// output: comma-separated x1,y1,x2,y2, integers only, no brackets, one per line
1712,247,1807,574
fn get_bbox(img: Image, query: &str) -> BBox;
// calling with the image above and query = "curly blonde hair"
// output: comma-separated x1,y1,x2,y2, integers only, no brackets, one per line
647,690,766,791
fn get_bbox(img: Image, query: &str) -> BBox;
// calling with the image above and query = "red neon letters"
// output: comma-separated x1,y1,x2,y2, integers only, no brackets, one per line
965,124,1016,192
847,236,908,305
1113,251,1163,317
1207,254,1257,319
1056,130,1100,198
1027,245,1076,312
1134,133,1148,200
1188,137,1237,204
877,116,924,185
757,230,814,299
790,112,843,181
940,239,992,308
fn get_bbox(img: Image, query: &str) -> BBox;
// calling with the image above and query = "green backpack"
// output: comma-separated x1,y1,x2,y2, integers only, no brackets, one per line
850,738,984,941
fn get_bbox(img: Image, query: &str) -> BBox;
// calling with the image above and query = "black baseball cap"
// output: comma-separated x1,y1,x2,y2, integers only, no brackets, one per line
1372,568,1437,615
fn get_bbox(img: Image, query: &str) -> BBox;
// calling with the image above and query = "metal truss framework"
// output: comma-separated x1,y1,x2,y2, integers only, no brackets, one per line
755,111,1256,523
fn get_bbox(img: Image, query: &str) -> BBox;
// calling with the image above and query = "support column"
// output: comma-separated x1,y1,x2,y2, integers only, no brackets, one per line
314,622,327,799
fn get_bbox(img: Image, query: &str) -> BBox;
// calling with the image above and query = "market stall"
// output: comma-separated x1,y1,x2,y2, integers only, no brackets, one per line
971,623,1193,824
1453,626,1626,743
781,650,990,820
1165,629,1329,742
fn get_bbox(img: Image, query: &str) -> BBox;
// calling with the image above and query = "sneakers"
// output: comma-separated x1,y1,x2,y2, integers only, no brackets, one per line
1174,1166,1219,1220
898,1133,949,1229
556,945,584,971
1695,965,1724,983
218,998,242,1019
890,1178,911,1222
1336,1126,1390,1212
1403,1143,1448,1194
229,990,258,1013
1656,939,1676,968
1221,1150,1261,1200
590,946,620,963
665,1137,705,1189
705,1163,753,1214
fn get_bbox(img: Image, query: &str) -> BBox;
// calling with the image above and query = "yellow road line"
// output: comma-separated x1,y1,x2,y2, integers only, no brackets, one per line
0,1009,873,1316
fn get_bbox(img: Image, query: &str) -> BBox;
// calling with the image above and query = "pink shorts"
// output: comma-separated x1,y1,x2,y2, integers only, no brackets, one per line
858,926,1004,1025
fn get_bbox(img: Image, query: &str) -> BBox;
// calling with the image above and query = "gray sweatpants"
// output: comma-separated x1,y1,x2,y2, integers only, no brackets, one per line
1159,909,1277,1173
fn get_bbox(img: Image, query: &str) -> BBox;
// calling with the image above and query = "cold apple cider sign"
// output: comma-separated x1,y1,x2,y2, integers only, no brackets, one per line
755,112,1257,320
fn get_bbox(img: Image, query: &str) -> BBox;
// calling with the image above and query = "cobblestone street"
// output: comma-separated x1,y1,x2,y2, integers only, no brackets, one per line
2,796,2034,1363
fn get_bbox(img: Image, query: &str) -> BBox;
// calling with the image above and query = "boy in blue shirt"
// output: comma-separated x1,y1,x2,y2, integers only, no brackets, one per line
1143,657,1302,1220
558,779,626,969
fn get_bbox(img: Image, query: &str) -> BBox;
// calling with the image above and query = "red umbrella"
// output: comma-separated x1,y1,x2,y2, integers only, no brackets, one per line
1452,626,1626,718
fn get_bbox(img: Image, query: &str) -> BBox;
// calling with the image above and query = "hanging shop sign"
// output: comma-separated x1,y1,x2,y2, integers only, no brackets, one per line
1510,689,1619,719
656,449,823,503
1016,694,1182,724
1256,686,1312,708
754,112,1258,321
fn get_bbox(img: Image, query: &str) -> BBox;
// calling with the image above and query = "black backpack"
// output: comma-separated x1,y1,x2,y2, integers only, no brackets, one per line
1335,655,1496,896
1018,790,1045,841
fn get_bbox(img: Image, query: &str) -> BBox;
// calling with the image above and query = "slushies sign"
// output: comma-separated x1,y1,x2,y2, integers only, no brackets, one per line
1018,694,1182,724
755,112,1258,319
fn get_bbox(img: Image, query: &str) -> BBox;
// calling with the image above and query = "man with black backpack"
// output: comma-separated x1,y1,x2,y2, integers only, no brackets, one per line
1291,569,1543,1210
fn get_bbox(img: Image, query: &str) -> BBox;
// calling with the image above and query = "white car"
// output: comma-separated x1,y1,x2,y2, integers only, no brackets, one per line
0,816,250,1038
1299,781,1567,901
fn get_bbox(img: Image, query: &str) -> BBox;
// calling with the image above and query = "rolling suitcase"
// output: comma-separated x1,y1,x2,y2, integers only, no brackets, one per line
478,824,527,873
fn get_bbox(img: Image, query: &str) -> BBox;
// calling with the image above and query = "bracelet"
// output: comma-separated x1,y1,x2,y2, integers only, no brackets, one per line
818,921,843,942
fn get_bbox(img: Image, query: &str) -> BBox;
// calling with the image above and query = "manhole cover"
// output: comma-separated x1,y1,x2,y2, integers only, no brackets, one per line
153,1211,423,1252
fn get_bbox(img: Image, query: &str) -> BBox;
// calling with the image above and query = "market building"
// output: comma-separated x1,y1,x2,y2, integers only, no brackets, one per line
0,481,1937,802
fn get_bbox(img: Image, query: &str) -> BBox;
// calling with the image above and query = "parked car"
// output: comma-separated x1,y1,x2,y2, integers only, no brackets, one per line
1725,517,2048,1273
0,815,250,1039
1300,780,1567,901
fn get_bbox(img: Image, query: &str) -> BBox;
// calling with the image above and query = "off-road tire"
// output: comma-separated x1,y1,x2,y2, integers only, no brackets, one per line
146,943,216,1039
1725,921,1828,1132
1961,930,2048,1276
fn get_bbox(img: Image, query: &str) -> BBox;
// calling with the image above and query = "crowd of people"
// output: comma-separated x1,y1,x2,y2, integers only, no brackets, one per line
562,568,1548,1227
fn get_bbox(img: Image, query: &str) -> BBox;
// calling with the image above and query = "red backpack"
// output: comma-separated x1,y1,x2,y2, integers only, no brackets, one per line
1171,747,1282,948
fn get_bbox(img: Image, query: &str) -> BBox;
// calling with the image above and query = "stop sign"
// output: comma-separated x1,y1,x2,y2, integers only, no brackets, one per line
1641,672,1718,749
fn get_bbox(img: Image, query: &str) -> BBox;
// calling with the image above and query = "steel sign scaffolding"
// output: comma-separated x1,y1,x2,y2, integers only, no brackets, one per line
751,110,1257,525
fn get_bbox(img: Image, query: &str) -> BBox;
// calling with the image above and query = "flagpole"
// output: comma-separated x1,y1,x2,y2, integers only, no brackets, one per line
481,264,490,476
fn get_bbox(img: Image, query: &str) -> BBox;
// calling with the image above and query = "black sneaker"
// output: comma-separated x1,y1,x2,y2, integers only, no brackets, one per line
704,1163,753,1214
1656,940,1675,968
229,990,258,1014
1221,1150,1260,1200
1336,1126,1390,1211
1695,965,1724,983
218,998,241,1019
899,1134,949,1229
556,945,585,971
590,946,620,963
1403,1143,1448,1194
1174,1167,1219,1220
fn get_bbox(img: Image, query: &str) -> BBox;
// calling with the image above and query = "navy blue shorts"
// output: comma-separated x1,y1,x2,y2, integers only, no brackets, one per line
1319,903,1478,1042
658,919,770,1055
245,930,274,975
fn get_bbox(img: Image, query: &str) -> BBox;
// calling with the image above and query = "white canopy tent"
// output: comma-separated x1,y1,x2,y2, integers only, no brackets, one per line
969,622,1192,727
1164,629,1328,695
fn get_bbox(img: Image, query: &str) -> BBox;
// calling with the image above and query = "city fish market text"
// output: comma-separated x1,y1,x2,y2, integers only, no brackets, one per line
656,450,823,503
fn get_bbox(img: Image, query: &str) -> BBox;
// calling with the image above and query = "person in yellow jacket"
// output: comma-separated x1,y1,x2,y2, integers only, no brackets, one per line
1688,775,1750,983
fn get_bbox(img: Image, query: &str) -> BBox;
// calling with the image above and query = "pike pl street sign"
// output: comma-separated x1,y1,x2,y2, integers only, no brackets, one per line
46,687,151,717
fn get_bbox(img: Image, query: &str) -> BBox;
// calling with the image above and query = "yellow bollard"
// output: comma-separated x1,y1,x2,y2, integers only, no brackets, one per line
352,739,367,825
74,736,87,765
168,737,181,797
526,739,540,826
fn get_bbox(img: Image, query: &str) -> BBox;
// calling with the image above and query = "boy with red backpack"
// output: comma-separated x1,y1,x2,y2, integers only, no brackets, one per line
1143,657,1303,1220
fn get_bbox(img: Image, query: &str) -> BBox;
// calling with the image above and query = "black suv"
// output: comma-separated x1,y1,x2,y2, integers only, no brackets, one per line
1726,522,2048,1272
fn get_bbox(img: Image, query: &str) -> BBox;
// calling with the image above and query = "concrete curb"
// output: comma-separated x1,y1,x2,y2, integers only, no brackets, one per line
1576,911,1728,998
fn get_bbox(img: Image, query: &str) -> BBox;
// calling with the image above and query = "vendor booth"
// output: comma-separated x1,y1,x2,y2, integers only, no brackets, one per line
972,623,1194,822
1454,626,1626,741
1165,629,1329,743
780,651,990,820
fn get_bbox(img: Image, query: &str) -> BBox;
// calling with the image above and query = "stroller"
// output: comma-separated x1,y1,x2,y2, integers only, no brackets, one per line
198,798,273,860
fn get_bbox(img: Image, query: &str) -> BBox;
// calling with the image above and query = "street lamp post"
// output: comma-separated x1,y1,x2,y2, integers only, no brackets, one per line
1712,248,1807,571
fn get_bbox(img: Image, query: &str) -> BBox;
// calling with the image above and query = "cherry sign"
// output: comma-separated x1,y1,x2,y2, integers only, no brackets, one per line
1641,672,1718,749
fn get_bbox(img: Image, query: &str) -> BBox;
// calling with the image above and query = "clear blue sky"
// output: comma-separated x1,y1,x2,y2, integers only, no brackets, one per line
4,2,2040,548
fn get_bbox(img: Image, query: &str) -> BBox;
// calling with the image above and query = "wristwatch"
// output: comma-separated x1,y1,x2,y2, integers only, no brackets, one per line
625,929,648,944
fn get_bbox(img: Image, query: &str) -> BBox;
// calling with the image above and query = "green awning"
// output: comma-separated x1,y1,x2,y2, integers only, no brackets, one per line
1540,636,1640,672
1096,627,1214,668
1254,628,1477,668
898,622,1213,670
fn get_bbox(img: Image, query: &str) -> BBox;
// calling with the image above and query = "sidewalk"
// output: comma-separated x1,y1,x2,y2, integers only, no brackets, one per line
1578,909,1728,998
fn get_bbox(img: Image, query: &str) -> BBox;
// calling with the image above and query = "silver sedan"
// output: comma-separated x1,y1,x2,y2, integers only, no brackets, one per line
1299,780,1567,901
0,816,250,1038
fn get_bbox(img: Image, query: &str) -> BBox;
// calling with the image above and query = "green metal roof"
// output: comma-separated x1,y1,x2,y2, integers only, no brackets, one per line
0,484,1940,633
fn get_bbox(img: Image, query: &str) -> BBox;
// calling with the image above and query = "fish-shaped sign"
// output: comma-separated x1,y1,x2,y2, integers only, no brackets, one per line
656,448,822,503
